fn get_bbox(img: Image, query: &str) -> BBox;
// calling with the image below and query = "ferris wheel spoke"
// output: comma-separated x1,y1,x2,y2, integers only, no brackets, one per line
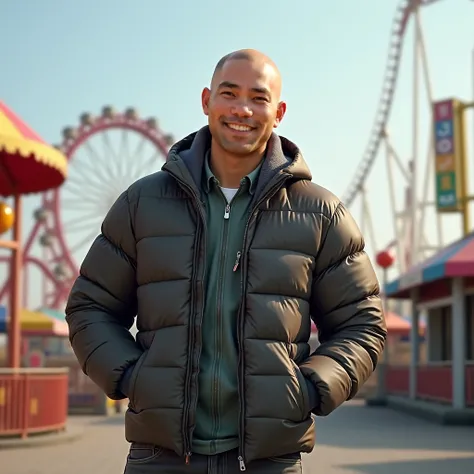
62,186,103,205
113,138,156,192
114,131,129,189
127,136,148,179
117,128,131,180
68,228,103,255
102,131,122,177
67,161,110,195
62,191,101,208
65,160,106,191
72,147,122,198
64,213,103,232
84,141,121,186
63,178,106,203
129,151,161,185
61,199,101,211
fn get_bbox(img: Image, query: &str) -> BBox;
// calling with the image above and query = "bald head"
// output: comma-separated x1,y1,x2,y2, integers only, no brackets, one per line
211,49,282,98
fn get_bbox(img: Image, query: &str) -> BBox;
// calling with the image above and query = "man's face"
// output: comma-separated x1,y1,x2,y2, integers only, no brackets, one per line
201,58,286,156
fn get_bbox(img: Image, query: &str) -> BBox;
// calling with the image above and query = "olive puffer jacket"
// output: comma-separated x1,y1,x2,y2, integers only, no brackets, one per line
66,126,386,467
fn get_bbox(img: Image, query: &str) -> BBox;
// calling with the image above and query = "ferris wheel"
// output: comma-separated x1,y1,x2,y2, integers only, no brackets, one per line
0,106,174,310
342,0,473,280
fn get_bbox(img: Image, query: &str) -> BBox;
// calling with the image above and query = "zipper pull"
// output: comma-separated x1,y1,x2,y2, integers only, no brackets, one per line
185,452,192,464
224,204,231,219
238,456,246,471
233,251,241,272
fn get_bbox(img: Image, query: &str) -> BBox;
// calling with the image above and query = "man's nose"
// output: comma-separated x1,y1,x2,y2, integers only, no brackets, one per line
230,101,253,118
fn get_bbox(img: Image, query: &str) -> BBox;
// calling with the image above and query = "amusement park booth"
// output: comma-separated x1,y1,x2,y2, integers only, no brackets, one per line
382,231,474,424
0,306,69,366
0,305,124,416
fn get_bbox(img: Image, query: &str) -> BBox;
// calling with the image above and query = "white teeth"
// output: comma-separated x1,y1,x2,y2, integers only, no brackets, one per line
227,124,252,132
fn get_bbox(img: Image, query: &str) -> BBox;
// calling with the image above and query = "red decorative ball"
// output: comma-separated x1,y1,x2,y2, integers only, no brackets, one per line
376,250,395,269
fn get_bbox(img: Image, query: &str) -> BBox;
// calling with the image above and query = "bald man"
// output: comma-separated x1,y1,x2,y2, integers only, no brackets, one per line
66,49,386,473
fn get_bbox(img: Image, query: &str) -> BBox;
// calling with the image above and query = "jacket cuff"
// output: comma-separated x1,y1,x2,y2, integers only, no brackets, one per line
305,378,319,412
118,364,135,398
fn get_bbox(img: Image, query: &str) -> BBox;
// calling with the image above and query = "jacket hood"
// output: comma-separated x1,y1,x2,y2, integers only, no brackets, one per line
162,126,312,198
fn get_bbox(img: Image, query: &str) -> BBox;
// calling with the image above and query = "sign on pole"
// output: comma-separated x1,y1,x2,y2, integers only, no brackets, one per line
432,99,467,212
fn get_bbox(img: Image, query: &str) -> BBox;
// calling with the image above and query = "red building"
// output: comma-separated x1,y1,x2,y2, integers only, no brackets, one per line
380,232,474,423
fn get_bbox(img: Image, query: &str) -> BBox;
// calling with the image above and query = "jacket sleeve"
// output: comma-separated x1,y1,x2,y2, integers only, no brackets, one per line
299,202,387,416
65,189,143,400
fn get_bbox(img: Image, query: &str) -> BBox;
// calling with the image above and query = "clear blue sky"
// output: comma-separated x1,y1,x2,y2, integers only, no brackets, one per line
0,0,473,309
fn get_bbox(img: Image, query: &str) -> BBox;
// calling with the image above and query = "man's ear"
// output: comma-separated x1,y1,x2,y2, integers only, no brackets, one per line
202,87,211,116
274,101,287,128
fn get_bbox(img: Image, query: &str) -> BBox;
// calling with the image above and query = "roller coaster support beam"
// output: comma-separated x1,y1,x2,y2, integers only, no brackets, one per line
459,101,474,237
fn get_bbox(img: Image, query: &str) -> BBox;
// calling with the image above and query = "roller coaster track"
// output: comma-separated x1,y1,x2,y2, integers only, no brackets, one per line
341,0,443,207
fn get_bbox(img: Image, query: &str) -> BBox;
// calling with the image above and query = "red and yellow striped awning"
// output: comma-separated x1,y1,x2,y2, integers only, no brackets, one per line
0,101,68,197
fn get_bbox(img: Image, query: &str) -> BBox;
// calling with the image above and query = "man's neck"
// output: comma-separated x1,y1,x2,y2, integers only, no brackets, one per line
209,143,264,189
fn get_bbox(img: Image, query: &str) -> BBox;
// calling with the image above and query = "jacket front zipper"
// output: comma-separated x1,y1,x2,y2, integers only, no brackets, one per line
210,194,234,452
166,171,207,464
236,174,290,471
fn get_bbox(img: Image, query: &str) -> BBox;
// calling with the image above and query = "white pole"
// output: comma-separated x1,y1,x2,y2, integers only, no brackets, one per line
362,188,377,256
384,132,405,274
411,7,420,267
415,9,444,252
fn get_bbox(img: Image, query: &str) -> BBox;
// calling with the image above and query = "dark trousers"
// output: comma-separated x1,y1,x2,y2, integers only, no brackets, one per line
124,443,303,473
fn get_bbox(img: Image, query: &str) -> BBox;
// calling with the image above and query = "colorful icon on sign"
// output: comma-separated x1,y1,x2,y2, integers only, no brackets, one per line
435,137,453,154
433,100,453,121
436,172,457,208
435,154,455,173
435,120,453,139
439,172,454,191
437,192,457,208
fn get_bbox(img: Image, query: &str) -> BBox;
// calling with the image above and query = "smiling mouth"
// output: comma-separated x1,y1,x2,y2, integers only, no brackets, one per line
225,123,254,132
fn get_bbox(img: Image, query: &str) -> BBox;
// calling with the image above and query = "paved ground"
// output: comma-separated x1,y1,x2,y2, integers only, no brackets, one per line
1,400,473,474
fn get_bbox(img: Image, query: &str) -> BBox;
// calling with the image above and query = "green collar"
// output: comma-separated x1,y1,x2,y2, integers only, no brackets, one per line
202,149,262,195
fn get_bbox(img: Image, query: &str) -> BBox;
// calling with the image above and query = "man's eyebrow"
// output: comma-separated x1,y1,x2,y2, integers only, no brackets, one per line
217,81,239,89
217,81,271,95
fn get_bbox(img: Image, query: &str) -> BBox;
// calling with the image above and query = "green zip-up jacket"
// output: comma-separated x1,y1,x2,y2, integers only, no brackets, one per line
192,153,263,455
65,126,386,468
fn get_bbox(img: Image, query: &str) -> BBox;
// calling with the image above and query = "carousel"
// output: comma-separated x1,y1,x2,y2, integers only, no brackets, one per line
0,100,69,439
